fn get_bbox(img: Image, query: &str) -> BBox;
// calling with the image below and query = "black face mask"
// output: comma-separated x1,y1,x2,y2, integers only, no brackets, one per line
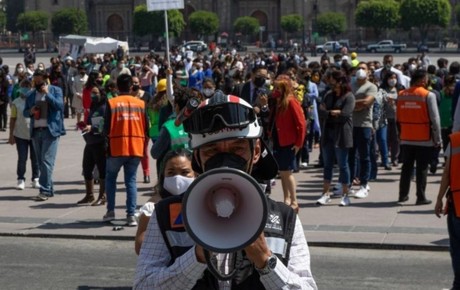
132,85,140,91
95,79,103,86
35,82,44,91
253,76,265,88
204,152,249,173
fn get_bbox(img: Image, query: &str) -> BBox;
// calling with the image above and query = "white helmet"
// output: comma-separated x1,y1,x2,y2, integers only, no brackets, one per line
183,91,262,149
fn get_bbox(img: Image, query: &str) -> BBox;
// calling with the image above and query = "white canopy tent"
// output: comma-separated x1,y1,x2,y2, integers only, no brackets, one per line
59,35,129,59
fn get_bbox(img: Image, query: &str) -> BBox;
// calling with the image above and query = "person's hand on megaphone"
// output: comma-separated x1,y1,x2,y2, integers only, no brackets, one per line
242,232,272,269
195,245,206,264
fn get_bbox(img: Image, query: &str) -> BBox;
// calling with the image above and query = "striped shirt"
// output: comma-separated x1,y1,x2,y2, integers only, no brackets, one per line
134,210,317,290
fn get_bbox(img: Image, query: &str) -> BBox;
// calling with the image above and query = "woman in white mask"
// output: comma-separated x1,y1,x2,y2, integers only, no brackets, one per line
135,149,196,255
201,78,216,99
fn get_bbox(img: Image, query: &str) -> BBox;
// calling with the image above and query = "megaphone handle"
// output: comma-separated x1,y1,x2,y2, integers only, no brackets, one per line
204,249,238,281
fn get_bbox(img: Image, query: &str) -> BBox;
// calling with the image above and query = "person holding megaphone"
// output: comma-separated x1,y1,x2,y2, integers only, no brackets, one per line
134,91,317,289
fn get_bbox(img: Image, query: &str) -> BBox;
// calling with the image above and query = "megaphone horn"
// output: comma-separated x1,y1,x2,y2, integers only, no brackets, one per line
182,168,268,254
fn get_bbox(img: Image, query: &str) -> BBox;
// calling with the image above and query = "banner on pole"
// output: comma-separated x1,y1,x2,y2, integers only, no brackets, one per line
147,0,184,11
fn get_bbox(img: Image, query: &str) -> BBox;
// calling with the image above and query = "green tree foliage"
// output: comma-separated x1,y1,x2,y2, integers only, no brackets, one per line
133,4,185,37
355,0,400,39
316,12,346,39
400,0,451,42
280,14,303,34
0,11,6,30
5,0,25,32
455,4,460,26
188,10,219,38
51,8,87,37
233,16,259,36
16,11,48,37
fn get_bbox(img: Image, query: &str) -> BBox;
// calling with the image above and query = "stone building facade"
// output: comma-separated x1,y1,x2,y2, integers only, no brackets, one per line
24,0,362,41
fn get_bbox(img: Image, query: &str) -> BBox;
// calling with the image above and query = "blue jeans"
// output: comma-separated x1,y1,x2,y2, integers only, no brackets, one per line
376,125,389,167
322,141,350,185
32,129,59,196
15,136,39,181
105,156,141,216
448,204,460,289
349,127,372,186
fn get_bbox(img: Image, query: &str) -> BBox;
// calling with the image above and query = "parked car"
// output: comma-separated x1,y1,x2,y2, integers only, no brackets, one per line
366,40,407,53
316,41,342,53
178,41,208,53
417,43,430,53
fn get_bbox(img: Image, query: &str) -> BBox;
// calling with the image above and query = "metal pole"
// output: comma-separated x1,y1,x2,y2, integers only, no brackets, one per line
164,10,171,67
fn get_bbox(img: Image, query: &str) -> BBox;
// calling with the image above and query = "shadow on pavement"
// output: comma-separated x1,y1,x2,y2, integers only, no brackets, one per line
77,287,131,290
36,220,107,230
0,195,33,201
346,201,400,208
30,202,78,209
399,209,435,215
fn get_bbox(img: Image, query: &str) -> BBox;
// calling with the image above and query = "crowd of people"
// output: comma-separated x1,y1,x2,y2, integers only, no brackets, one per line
3,42,460,288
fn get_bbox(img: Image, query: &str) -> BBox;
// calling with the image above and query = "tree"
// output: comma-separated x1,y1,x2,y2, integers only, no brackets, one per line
455,4,460,26
188,10,219,39
51,8,87,37
280,14,303,34
16,11,48,38
316,12,346,39
400,0,451,42
5,0,25,32
0,11,6,31
355,0,400,39
233,16,259,36
133,5,185,37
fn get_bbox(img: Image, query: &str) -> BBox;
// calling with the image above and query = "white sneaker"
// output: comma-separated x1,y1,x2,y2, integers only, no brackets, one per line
270,179,276,186
339,196,351,206
353,186,369,199
16,180,25,190
316,194,332,205
31,178,40,189
300,162,308,169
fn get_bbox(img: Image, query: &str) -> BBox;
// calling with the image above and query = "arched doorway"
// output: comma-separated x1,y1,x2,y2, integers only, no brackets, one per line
251,10,268,42
107,14,124,39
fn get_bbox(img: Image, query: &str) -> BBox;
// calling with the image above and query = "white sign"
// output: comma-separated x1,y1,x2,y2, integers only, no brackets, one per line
147,0,184,11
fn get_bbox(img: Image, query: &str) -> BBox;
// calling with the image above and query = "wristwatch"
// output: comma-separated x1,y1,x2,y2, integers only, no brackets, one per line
255,254,277,276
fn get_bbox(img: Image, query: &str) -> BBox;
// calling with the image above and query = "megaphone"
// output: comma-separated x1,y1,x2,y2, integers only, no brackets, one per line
182,167,268,254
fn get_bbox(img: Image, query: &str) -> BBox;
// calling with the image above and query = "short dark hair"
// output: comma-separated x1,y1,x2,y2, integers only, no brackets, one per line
117,74,133,92
33,69,46,77
410,69,427,86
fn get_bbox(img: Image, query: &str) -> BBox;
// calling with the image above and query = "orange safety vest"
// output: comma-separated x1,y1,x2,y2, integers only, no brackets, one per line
108,95,146,157
397,86,431,142
450,132,460,217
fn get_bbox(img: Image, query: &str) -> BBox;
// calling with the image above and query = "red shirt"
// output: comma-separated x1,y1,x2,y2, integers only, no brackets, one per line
274,97,306,148
82,86,93,121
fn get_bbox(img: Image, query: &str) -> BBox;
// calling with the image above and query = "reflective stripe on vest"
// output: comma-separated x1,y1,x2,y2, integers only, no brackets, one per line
397,87,431,141
450,132,460,217
266,237,288,258
108,95,146,157
163,119,190,150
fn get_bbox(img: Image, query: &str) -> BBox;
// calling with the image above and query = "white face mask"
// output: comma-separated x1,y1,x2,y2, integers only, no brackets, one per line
163,175,195,196
202,88,215,97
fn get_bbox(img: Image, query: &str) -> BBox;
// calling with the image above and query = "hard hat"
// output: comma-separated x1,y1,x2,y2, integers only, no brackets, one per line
351,52,357,59
156,78,167,93
183,91,262,149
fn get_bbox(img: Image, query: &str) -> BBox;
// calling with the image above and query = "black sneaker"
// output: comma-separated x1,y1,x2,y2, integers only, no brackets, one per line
415,199,432,205
32,194,49,201
397,196,409,205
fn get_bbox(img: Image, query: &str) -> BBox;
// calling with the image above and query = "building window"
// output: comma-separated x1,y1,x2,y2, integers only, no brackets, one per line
52,0,59,5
